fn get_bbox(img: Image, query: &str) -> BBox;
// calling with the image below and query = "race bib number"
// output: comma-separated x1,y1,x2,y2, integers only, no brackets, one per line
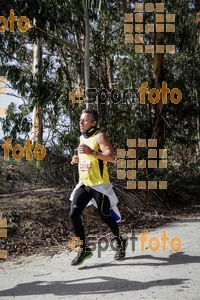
79,160,91,170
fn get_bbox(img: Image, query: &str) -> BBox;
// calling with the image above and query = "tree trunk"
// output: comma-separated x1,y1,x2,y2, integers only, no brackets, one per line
32,26,43,145
151,54,166,149
98,22,110,130
98,58,108,130
82,0,91,109
148,32,166,149
195,0,200,46
122,0,126,15
195,0,200,156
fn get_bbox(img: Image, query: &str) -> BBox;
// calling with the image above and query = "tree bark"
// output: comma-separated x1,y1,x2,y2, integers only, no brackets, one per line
32,24,43,145
195,0,200,156
147,33,166,149
82,0,91,109
195,0,200,46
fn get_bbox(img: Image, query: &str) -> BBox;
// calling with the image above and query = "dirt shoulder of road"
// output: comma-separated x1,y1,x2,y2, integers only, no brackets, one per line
0,185,199,260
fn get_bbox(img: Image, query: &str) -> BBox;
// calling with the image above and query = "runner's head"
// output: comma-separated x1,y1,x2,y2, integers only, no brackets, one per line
80,109,98,132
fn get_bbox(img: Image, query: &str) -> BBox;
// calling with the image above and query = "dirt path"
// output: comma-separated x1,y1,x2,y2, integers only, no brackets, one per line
0,187,180,258
0,217,200,300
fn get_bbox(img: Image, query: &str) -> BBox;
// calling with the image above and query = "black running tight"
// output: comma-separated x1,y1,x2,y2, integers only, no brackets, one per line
69,185,120,247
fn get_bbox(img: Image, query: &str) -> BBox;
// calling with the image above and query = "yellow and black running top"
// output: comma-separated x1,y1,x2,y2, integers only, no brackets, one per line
78,131,110,186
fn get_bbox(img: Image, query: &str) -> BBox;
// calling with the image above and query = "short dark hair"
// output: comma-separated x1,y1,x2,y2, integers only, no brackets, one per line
82,109,98,123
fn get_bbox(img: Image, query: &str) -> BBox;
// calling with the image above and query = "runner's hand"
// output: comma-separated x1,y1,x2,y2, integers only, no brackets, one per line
71,155,79,164
78,144,92,154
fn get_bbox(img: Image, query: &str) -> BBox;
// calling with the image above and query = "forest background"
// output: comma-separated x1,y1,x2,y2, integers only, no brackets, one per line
0,0,199,257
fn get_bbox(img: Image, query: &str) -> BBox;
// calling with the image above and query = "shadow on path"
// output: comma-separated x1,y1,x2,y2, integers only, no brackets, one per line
0,276,189,297
82,251,200,270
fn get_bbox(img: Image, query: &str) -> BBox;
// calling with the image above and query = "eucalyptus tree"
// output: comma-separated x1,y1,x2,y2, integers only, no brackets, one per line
0,0,81,144
0,0,199,154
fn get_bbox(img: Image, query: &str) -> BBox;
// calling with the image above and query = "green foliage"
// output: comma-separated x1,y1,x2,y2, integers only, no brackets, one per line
0,0,199,198
1,103,31,140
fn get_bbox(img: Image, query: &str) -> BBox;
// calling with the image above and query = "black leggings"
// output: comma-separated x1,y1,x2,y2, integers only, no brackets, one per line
69,185,120,247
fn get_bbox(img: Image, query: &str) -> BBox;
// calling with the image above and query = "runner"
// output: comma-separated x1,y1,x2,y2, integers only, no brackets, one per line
69,108,128,265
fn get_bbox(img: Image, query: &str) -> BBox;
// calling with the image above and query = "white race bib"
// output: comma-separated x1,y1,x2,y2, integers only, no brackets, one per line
79,160,91,170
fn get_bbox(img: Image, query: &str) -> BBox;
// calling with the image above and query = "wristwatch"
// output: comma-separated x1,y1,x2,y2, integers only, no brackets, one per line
91,151,98,156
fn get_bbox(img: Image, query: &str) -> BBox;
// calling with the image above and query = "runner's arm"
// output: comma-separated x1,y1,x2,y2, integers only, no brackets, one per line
78,133,116,163
95,132,116,163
